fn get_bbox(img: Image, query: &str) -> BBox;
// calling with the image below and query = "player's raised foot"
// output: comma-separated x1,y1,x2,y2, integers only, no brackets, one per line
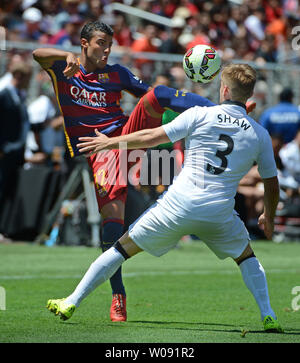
263,315,284,333
46,298,75,321
246,100,256,114
110,294,127,322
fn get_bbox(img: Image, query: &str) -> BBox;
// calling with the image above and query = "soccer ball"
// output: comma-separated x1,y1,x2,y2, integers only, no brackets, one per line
183,44,221,84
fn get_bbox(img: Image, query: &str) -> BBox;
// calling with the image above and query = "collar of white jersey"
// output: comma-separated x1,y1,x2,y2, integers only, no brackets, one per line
221,100,247,112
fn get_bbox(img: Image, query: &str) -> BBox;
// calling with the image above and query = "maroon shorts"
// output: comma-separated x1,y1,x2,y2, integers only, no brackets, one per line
87,88,165,211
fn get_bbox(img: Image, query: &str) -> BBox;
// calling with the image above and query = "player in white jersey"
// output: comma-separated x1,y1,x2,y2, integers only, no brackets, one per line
46,64,283,333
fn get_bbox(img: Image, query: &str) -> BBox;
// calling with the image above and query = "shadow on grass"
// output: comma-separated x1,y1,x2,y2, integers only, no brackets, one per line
56,318,300,336
113,320,300,336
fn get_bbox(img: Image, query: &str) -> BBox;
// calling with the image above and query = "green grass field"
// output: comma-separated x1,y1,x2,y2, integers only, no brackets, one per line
0,240,299,343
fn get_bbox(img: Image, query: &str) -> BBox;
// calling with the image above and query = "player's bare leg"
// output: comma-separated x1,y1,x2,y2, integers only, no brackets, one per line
100,200,128,321
234,243,283,332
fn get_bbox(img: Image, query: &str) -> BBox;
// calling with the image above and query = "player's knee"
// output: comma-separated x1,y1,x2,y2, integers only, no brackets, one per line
113,241,142,260
234,244,256,265
100,200,125,220
113,240,130,260
114,234,143,258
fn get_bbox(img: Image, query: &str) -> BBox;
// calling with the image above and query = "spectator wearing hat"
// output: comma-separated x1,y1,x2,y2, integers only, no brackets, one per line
260,88,300,144
21,7,43,41
159,17,186,55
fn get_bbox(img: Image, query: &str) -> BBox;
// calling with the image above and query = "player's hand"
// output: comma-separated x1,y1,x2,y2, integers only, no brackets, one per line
258,213,274,240
77,129,110,155
63,53,80,79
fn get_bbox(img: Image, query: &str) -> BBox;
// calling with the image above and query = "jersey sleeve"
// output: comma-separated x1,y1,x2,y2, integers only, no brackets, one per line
118,65,149,97
162,106,200,143
256,130,278,179
154,85,215,113
46,60,67,82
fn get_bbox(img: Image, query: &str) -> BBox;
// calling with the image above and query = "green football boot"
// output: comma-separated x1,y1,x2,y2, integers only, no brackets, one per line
263,315,284,333
46,298,75,321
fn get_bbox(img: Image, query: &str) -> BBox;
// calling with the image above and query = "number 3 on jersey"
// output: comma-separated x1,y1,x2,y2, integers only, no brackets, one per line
207,134,234,175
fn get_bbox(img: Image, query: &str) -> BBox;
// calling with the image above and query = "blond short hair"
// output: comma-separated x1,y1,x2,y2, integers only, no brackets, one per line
221,63,256,102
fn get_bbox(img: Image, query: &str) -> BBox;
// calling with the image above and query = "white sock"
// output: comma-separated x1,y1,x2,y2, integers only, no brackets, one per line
65,247,125,307
239,257,276,321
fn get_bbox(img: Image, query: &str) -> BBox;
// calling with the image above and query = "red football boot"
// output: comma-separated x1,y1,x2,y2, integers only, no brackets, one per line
110,294,127,322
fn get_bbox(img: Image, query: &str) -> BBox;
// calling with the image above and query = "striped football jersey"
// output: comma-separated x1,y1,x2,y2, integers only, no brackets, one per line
46,60,149,157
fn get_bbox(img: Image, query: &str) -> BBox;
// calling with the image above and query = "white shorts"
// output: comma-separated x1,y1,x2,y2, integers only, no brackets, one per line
128,201,250,260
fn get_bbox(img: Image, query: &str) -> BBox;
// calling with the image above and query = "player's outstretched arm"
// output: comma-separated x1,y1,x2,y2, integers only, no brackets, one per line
153,85,215,114
153,85,256,114
77,127,170,154
32,48,80,78
258,176,279,240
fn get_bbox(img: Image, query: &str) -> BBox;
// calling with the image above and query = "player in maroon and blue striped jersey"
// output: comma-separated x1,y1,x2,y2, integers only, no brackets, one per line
33,21,151,322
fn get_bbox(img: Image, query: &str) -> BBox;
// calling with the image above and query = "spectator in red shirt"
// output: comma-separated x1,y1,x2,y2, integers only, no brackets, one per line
131,23,159,80
186,24,211,50
263,0,283,23
113,14,133,48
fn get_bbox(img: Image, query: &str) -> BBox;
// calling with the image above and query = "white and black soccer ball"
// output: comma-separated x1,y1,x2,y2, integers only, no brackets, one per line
183,44,221,84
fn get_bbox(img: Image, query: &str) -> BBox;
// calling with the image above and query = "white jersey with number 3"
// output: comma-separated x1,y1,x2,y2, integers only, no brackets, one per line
161,103,277,222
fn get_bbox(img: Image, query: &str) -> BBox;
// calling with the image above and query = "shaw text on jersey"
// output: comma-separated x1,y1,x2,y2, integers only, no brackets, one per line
217,114,251,131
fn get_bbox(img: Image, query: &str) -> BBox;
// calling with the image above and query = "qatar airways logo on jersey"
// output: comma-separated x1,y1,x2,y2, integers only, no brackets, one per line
70,86,107,107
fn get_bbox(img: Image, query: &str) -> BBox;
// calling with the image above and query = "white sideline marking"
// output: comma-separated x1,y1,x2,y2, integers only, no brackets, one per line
0,268,298,280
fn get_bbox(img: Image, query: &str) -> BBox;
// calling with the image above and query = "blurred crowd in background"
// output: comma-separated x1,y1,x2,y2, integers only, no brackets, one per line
1,0,300,243
1,0,300,63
